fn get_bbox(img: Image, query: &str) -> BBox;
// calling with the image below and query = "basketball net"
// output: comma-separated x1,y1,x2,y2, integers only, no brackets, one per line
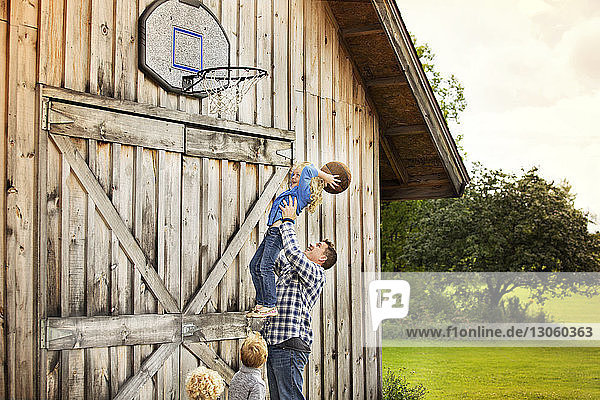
195,67,267,115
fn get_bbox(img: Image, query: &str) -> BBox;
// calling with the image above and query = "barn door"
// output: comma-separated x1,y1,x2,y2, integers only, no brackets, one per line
38,86,293,400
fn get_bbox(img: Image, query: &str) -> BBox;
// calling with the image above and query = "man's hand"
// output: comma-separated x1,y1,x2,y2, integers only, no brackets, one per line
280,196,297,221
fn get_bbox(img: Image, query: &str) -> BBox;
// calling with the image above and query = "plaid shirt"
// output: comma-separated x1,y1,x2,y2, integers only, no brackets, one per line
263,221,325,347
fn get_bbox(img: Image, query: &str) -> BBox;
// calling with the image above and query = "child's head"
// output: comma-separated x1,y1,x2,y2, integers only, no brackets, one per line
290,162,325,213
185,366,225,400
240,331,268,368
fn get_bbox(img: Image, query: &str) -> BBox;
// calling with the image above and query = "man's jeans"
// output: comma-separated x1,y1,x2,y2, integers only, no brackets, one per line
249,226,283,308
266,346,309,400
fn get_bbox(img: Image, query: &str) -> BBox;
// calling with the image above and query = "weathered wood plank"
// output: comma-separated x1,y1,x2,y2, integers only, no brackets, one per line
64,0,90,92
320,98,337,400
373,116,383,399
46,138,62,400
218,159,240,378
273,0,288,129
5,23,37,400
362,108,378,400
62,137,87,400
86,140,111,400
200,157,220,317
113,343,179,400
237,162,259,314
255,0,272,127
114,0,137,100
36,86,49,400
89,0,114,96
156,150,181,400
48,101,185,152
184,342,235,384
137,0,159,107
0,20,7,400
349,101,365,400
305,0,320,96
305,92,321,400
186,127,292,166
320,6,334,100
49,134,180,313
109,143,125,397
334,102,351,400
238,0,256,124
46,314,181,350
184,166,289,315
38,0,65,86
133,145,156,400
42,86,296,141
180,154,201,396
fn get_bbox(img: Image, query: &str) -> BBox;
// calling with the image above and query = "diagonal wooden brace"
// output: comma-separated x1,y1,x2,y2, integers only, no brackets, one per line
183,166,290,315
113,342,180,400
50,133,180,313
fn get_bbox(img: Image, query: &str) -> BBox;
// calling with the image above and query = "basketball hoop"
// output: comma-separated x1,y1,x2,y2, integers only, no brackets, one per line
183,66,267,115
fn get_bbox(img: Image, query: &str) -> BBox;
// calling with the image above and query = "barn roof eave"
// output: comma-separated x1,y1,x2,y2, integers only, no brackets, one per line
327,0,470,200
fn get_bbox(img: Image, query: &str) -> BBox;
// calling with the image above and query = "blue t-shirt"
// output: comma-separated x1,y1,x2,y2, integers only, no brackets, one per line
267,164,319,226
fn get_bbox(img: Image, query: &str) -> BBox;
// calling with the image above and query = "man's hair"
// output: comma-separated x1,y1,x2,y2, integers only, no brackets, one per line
241,332,268,368
321,239,337,270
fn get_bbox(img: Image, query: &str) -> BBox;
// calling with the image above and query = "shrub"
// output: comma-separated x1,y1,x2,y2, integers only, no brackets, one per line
382,368,428,400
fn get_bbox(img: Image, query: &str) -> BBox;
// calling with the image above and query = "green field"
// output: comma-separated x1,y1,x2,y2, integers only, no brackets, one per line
382,347,600,399
381,292,600,399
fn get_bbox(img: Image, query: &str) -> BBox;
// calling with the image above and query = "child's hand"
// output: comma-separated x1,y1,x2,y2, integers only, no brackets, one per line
280,196,297,221
322,172,340,189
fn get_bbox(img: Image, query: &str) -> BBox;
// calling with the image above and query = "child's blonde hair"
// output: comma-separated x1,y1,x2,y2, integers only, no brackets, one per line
185,366,225,400
241,331,268,368
292,162,324,213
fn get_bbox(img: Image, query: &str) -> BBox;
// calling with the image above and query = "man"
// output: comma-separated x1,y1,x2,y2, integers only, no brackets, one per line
263,197,337,400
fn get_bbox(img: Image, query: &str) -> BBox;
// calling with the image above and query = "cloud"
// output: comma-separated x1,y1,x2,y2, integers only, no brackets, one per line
397,0,600,231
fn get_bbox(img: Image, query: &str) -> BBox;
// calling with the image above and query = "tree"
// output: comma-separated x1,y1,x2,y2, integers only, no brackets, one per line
381,37,466,272
399,166,600,307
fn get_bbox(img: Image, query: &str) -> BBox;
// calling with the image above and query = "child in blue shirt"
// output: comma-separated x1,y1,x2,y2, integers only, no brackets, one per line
247,162,338,317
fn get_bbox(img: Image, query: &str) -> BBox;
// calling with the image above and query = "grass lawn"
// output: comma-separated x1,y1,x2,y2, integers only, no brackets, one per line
382,347,600,399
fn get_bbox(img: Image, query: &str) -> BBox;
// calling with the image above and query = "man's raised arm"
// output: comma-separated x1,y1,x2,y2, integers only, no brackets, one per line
279,197,323,286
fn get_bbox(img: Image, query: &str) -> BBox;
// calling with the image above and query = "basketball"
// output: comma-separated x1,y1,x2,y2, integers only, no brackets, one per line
321,161,351,194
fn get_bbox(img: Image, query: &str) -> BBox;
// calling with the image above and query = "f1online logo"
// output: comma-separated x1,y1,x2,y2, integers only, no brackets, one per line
369,280,410,331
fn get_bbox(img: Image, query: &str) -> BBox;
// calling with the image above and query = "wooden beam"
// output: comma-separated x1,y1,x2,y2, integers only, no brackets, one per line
370,0,470,194
186,127,292,166
341,24,383,38
182,312,248,343
380,135,408,184
183,167,290,315
381,185,456,201
381,178,450,189
42,85,296,141
50,134,180,313
44,315,181,350
385,124,428,136
47,101,185,152
184,342,235,384
366,75,408,87
113,342,179,400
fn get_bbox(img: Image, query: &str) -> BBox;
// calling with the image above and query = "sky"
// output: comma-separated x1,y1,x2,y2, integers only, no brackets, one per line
396,0,600,232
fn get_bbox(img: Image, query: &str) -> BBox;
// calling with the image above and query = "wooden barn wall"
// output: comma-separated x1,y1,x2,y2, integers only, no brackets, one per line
1,0,382,398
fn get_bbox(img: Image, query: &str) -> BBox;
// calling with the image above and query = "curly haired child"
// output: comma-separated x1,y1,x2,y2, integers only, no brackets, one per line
185,365,225,400
247,162,338,317
228,331,268,400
